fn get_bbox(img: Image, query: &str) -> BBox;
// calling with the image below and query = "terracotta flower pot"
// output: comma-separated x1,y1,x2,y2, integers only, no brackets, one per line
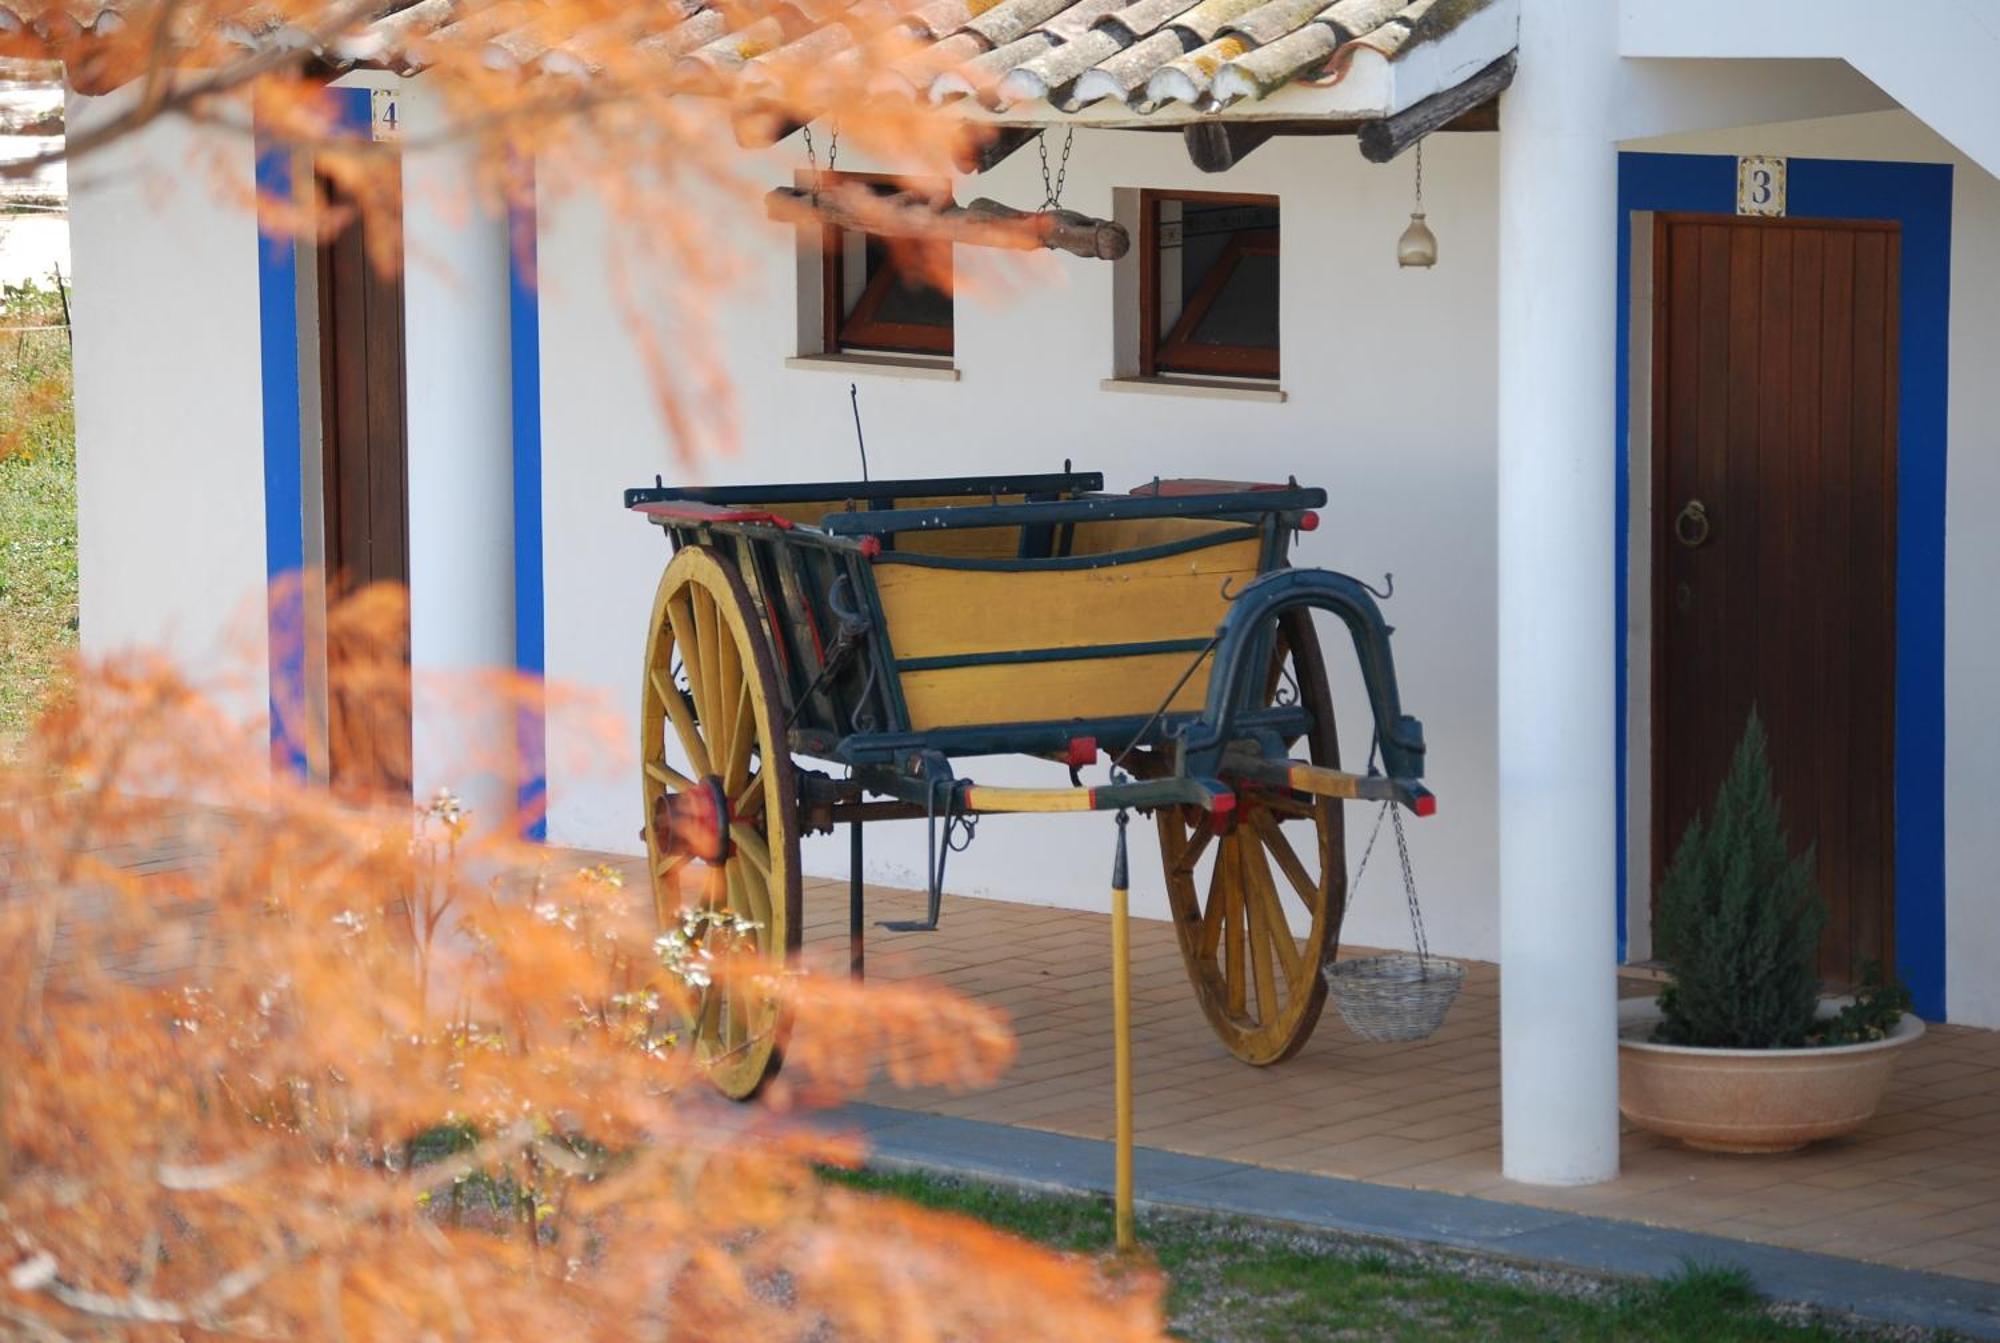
1617,997,1925,1154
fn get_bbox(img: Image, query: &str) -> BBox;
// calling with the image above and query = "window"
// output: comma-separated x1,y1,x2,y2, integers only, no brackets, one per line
1139,191,1279,380
820,175,954,358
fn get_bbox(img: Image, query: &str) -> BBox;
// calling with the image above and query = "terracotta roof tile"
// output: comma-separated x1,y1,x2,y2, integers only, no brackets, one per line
28,0,1507,121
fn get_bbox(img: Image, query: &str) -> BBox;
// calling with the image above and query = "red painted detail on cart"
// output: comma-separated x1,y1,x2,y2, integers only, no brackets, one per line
1297,511,1320,532
858,536,882,560
633,500,795,529
1208,791,1236,817
1412,791,1437,818
1065,736,1098,769
799,591,828,666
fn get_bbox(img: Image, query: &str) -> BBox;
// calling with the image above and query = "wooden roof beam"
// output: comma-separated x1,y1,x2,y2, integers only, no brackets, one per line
1358,51,1515,163
1184,120,1281,174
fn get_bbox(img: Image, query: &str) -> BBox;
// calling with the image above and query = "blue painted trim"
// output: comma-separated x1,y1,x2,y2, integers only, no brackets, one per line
255,86,373,777
509,171,548,842
254,129,308,778
1615,152,1952,1020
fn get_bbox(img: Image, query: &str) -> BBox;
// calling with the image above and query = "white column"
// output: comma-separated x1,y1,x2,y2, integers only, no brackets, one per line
1495,0,1622,1185
399,81,520,826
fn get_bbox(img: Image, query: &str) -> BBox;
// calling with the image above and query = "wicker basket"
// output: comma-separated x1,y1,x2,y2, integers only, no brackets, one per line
1326,953,1465,1043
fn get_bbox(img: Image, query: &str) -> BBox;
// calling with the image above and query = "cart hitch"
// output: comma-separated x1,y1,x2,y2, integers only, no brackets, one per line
652,776,730,866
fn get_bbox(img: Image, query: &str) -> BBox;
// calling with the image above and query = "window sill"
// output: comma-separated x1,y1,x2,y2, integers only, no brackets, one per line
1099,376,1286,404
786,353,960,382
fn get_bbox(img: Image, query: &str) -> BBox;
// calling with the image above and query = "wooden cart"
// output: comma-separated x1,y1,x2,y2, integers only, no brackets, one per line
627,469,1432,1099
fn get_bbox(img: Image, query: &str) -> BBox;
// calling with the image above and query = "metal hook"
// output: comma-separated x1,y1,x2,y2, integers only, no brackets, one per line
1220,575,1243,601
1359,572,1395,601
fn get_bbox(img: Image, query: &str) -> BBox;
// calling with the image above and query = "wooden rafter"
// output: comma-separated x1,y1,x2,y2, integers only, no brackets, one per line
1358,51,1517,163
766,186,1129,261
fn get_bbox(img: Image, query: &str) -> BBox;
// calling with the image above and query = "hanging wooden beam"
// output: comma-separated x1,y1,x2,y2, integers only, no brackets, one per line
1183,121,1282,174
1358,51,1516,164
954,125,1041,176
733,102,802,149
766,186,1129,261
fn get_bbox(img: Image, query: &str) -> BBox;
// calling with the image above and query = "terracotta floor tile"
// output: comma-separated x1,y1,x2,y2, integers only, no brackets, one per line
93,834,2000,1287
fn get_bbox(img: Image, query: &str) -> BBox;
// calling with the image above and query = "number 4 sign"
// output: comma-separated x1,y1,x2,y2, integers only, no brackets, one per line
1737,155,1786,217
370,88,402,143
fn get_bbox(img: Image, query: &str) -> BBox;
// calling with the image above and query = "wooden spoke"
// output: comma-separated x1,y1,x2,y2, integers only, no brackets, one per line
733,825,773,883
1200,850,1226,958
1154,607,1343,1066
695,589,724,745
646,760,694,794
1223,836,1246,1017
1173,816,1215,877
665,594,707,725
1250,809,1320,915
1245,842,1281,1026
653,668,712,779
1242,834,1305,986
734,851,774,932
724,677,754,796
639,545,800,1101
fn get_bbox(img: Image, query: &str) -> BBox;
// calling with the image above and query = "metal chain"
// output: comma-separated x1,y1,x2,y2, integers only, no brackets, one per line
1413,140,1424,213
1348,735,1435,969
1038,126,1074,210
803,123,840,201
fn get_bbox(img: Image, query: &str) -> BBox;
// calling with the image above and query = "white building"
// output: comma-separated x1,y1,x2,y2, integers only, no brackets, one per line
56,0,2000,1184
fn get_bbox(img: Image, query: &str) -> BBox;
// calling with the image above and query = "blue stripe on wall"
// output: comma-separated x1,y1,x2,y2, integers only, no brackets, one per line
255,85,375,779
1615,152,1952,1021
253,129,307,777
509,172,548,842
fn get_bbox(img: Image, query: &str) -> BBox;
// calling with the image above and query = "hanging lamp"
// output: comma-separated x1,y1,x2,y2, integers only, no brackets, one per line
1397,140,1438,269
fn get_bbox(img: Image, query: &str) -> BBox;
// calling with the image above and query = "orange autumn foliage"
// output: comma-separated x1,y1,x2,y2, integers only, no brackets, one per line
0,0,1022,460
0,588,1169,1340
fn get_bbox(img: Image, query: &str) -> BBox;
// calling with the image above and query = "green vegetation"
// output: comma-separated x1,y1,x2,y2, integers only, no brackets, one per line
0,277,75,749
831,1168,1942,1341
1653,712,1826,1048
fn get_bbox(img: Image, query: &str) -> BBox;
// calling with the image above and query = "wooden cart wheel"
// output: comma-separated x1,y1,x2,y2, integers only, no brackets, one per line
1157,608,1346,1064
640,545,801,1100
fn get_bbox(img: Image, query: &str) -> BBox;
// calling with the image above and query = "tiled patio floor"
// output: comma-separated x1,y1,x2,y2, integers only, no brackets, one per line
42,815,2000,1287
740,872,2000,1286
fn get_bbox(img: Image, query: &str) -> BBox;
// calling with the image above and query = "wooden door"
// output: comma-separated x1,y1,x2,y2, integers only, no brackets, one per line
1651,213,1899,983
317,173,411,796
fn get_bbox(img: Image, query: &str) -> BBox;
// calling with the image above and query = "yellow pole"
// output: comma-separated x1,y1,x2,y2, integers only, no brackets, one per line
1111,811,1136,1251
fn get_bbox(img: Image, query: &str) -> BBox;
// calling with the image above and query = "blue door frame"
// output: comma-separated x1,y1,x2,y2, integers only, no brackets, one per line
1614,152,1952,1020
255,85,373,779
257,90,548,839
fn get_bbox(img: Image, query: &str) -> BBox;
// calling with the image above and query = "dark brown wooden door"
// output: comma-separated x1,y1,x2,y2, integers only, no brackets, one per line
1651,213,1899,983
317,173,411,796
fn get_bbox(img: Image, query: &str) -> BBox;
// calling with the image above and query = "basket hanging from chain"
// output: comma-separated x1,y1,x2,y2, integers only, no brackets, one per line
1325,765,1462,1042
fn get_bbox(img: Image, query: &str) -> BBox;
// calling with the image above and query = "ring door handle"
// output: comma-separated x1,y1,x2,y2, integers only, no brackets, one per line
1674,499,1711,550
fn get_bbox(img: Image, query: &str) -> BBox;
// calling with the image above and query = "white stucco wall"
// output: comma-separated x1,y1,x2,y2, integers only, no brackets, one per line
391,80,520,824
1630,110,2000,1028
68,93,272,744
537,127,1505,959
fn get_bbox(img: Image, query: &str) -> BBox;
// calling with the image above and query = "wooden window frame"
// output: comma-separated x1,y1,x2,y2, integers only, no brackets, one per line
820,172,955,358
1139,189,1279,380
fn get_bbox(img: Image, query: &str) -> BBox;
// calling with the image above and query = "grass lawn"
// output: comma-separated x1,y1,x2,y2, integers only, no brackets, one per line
831,1168,1951,1342
0,276,75,748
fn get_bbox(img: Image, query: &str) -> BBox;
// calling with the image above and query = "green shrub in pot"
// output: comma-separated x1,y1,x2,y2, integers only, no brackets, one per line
1652,711,1827,1049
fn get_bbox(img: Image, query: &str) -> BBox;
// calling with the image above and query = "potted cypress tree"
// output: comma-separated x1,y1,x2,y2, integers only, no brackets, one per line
1618,713,1925,1153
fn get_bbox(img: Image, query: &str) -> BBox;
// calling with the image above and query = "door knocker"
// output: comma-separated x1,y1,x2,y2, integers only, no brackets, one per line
1674,498,1712,550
